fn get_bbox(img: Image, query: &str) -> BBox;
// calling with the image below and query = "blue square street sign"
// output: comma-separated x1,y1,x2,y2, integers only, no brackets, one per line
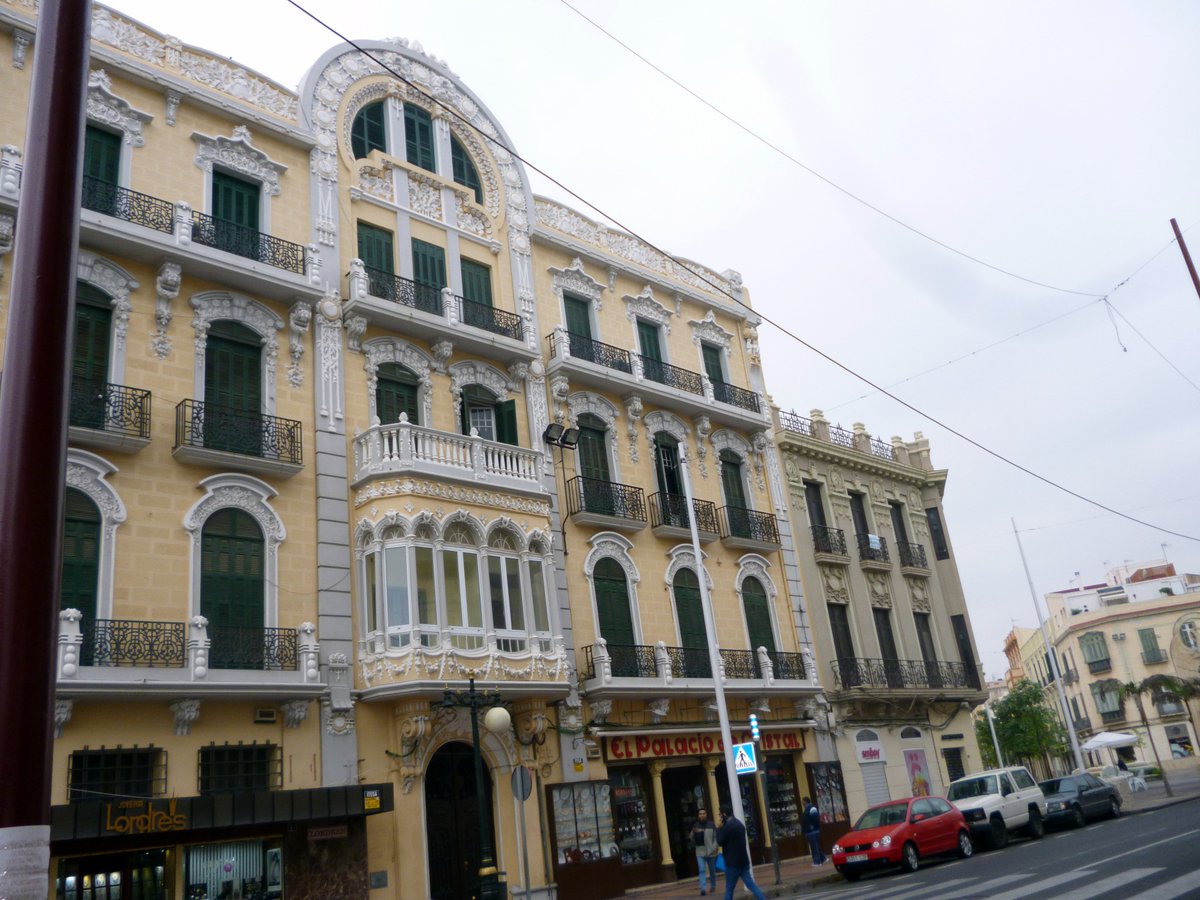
733,741,757,774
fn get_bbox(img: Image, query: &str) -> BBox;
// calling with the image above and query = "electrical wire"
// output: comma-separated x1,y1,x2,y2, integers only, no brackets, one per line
279,0,1200,543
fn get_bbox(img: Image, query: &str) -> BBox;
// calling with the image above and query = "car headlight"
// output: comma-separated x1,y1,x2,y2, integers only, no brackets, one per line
871,835,892,849
832,843,843,855
965,809,985,821
1049,801,1066,811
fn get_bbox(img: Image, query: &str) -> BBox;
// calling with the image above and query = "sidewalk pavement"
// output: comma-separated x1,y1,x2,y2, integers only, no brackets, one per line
623,766,1200,899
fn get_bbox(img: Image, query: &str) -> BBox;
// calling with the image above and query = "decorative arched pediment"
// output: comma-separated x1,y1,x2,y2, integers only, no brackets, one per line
65,450,127,621
735,554,777,600
87,69,152,147
440,509,486,546
485,517,527,553
710,429,753,461
623,285,671,333
664,544,713,590
567,392,619,431
583,532,639,584
363,337,435,425
689,309,734,350
449,360,515,425
550,257,604,311
190,291,284,412
77,251,138,363
644,410,690,448
192,125,288,195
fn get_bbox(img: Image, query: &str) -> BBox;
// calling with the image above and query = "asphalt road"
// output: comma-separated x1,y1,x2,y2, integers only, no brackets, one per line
794,800,1200,900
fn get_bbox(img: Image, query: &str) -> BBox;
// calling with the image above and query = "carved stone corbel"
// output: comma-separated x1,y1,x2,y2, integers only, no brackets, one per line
55,699,74,738
647,697,670,724
150,261,181,359
288,300,313,387
170,698,201,736
281,699,311,729
623,393,643,464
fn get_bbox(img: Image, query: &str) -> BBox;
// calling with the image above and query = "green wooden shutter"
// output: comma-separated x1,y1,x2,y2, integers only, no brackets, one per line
719,450,747,509
61,489,100,620
201,509,265,668
673,569,711,676
594,558,635,646
495,399,518,446
352,101,387,159
701,343,724,384
212,171,260,230
376,363,419,425
460,259,492,307
742,577,776,653
404,104,435,172
637,320,662,361
451,136,482,204
357,222,395,273
411,239,447,290
83,126,121,185
564,295,592,338
72,286,112,430
204,322,262,455
577,419,610,482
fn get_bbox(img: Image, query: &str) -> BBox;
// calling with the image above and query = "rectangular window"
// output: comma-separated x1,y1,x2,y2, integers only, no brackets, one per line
1079,632,1111,671
404,104,436,172
198,743,281,794
461,259,493,307
700,343,724,385
212,170,260,230
803,481,828,529
636,319,662,361
1090,681,1121,714
1138,627,1164,661
363,550,378,636
950,614,981,689
443,548,483,646
411,239,447,291
469,405,496,441
68,746,164,803
529,558,550,635
925,507,950,560
384,545,411,647
889,501,910,545
415,546,437,644
357,222,395,274
488,555,526,652
848,492,870,536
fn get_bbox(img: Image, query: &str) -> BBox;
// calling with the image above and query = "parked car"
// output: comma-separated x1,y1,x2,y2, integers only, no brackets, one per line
947,765,1047,849
1038,773,1122,828
830,796,973,882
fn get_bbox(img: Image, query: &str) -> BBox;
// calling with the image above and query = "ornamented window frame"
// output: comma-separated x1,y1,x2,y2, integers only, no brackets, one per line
76,251,138,386
567,391,622,483
735,553,780,652
86,69,153,186
189,290,284,414
362,336,435,426
664,544,713,590
623,284,672,336
191,125,288,231
549,257,605,334
713,433,754,511
583,531,644,646
65,449,127,621
182,474,286,626
689,310,735,384
448,359,517,426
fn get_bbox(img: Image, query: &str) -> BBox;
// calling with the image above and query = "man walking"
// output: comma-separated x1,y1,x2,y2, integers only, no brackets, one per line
715,805,766,900
691,808,719,895
802,796,826,866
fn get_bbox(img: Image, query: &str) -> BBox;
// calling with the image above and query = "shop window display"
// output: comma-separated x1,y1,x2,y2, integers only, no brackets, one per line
551,781,616,864
610,770,653,865
764,756,802,838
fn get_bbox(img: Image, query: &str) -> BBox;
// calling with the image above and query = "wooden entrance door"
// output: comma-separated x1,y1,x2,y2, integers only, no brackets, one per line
426,741,496,900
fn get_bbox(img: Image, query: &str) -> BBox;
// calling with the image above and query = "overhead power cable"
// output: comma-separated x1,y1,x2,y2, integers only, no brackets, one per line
280,0,1200,544
555,0,1104,299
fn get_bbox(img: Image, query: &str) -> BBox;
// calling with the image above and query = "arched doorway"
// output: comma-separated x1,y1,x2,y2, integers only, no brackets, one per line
426,741,496,900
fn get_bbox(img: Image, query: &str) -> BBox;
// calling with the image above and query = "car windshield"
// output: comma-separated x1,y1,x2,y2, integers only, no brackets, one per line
1039,777,1071,794
948,775,998,800
853,802,910,830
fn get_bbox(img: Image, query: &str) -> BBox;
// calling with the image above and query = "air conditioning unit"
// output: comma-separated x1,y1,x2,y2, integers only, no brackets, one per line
254,707,278,724
1111,633,1126,641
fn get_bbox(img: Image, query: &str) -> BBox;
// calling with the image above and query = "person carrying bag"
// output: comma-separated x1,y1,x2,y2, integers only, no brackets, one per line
691,808,719,895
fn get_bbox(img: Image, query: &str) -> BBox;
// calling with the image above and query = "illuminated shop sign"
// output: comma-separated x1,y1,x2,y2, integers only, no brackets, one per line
104,798,188,835
606,730,805,761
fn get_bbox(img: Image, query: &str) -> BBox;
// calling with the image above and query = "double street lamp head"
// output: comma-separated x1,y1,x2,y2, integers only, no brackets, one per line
543,422,580,449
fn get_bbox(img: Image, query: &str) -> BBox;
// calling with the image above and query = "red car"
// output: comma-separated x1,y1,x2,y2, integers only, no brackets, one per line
831,796,973,882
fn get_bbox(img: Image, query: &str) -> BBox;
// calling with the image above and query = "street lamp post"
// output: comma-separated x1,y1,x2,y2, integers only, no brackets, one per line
442,678,511,900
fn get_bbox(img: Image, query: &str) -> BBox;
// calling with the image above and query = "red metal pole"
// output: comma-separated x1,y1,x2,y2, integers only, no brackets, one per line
1170,218,1200,305
0,1,92,896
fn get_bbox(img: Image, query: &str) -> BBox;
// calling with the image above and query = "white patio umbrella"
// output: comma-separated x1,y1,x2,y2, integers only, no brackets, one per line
1081,731,1138,751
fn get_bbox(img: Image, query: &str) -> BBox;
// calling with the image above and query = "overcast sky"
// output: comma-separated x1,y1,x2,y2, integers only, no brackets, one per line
104,0,1200,679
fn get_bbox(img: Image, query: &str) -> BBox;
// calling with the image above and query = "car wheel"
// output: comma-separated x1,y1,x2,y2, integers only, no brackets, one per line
1109,797,1121,819
988,815,1009,849
1026,808,1044,839
955,829,974,858
1071,806,1086,829
900,842,919,873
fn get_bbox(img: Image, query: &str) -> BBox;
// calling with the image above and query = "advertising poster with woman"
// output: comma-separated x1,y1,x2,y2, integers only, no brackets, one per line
904,750,932,797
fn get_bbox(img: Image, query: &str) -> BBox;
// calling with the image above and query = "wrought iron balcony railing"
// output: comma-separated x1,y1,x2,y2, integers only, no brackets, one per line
811,524,848,556
720,506,780,544
81,177,174,234
662,645,712,678
1142,648,1169,665
711,380,760,413
649,492,718,534
190,211,306,274
639,356,704,396
207,625,298,671
897,541,928,568
584,643,658,679
174,399,303,465
69,377,152,439
547,331,635,374
566,476,647,523
870,438,898,461
777,410,815,436
769,650,810,680
1063,667,1079,685
1100,708,1125,725
720,649,760,679
583,643,811,683
363,266,443,315
1087,658,1113,674
830,656,973,691
456,294,523,341
1072,715,1092,732
78,618,186,668
855,532,890,563
717,649,808,680
828,425,855,449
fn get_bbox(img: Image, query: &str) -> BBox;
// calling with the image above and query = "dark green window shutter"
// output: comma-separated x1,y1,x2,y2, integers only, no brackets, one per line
673,569,711,676
376,363,419,425
594,558,635,647
404,104,435,172
73,285,112,384
577,415,610,482
411,239,447,291
451,135,482,204
495,399,518,446
201,509,265,668
742,576,776,653
637,320,662,361
701,343,724,384
212,171,260,230
204,321,263,456
83,126,121,185
61,489,100,619
351,101,387,159
460,259,493,307
357,222,395,273
719,450,747,509
564,295,592,338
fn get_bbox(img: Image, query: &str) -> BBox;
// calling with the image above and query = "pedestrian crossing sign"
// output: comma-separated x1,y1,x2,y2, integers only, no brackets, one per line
733,741,757,774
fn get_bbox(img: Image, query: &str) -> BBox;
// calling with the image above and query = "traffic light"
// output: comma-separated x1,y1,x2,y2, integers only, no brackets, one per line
749,712,760,742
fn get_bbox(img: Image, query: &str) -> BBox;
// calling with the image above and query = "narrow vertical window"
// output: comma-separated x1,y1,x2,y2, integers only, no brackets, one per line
404,104,435,172
451,135,482,204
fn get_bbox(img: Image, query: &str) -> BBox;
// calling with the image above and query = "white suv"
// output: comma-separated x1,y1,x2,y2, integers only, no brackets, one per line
947,766,1047,849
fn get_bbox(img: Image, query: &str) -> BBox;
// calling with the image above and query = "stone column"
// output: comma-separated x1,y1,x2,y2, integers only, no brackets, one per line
648,761,675,874
753,766,772,849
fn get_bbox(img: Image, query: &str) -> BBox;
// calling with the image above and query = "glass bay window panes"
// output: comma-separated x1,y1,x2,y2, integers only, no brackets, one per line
364,550,378,636
384,545,411,646
415,546,437,645
529,558,550,634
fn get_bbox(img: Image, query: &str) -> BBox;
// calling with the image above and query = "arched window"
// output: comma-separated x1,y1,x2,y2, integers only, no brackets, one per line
672,569,711,677
351,101,387,159
443,522,484,649
201,508,265,669
900,726,923,740
741,575,775,654
376,362,420,425
61,488,101,620
204,320,262,456
451,135,482,205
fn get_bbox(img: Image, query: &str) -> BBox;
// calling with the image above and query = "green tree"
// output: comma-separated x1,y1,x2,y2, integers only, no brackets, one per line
1104,674,1183,797
990,679,1066,776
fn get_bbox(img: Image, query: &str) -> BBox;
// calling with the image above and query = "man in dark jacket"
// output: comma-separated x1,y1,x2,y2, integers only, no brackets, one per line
715,805,766,900
802,796,826,866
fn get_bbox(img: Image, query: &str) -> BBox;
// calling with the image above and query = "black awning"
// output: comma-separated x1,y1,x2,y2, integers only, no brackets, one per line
51,782,393,846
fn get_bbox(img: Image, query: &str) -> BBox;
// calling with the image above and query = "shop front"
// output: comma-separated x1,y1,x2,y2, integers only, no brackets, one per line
50,784,393,900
